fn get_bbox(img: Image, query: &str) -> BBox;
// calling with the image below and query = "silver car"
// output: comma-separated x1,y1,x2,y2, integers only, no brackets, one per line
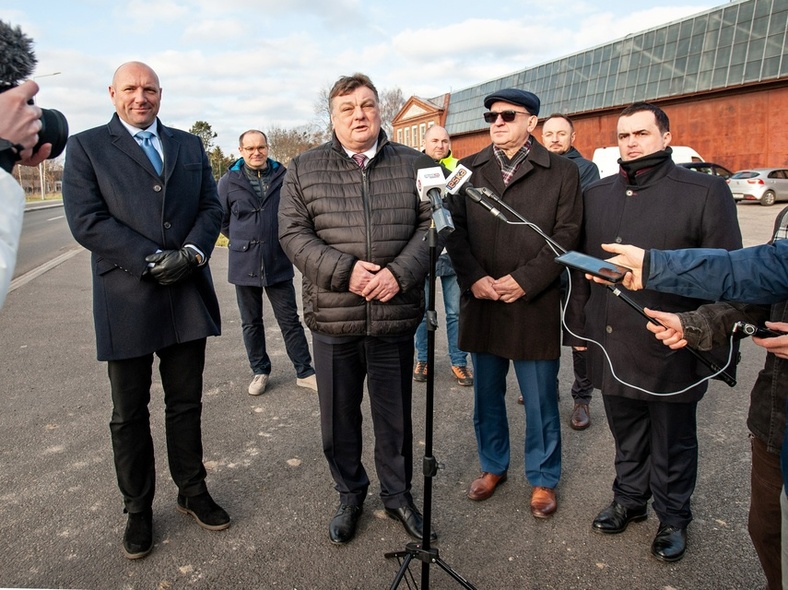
727,168,788,206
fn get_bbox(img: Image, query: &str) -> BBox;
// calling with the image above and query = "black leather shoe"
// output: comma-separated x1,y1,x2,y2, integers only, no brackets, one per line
123,509,153,559
177,492,231,531
592,501,647,534
651,523,687,562
385,503,438,542
329,504,363,544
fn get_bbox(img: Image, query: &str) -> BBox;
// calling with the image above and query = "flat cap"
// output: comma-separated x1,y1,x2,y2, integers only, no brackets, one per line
483,88,540,116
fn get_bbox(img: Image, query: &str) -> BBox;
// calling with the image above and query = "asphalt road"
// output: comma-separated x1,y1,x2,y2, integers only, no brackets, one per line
0,202,778,589
15,203,78,278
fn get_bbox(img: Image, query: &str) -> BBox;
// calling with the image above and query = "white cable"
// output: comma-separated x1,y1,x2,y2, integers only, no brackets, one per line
559,267,736,397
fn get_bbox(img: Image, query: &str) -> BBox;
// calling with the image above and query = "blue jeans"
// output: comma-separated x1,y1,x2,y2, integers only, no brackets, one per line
235,281,314,378
472,352,561,488
414,259,466,367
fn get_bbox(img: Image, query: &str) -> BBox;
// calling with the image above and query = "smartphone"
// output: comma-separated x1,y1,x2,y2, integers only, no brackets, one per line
733,321,786,338
555,251,632,283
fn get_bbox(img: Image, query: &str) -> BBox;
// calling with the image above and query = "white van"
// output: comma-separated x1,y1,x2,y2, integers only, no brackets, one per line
592,146,704,178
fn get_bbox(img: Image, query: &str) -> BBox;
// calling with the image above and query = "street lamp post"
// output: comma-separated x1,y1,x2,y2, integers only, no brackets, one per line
32,72,61,200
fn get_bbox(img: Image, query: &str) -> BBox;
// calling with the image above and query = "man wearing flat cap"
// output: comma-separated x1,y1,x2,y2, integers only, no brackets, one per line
446,88,582,517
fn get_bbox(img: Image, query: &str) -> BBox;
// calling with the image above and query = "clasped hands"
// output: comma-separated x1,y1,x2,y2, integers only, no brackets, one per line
144,248,200,286
470,274,525,303
349,260,400,302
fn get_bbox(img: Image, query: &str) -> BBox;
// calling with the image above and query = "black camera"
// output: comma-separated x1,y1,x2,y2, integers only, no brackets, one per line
0,20,69,172
29,104,68,157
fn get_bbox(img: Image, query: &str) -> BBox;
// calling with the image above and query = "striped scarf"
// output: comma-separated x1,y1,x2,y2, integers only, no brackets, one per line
492,136,533,186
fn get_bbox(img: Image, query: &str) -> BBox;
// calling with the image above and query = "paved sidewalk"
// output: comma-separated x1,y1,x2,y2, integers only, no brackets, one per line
0,246,766,589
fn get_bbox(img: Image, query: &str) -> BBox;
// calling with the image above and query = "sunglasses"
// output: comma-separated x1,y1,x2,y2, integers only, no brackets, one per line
483,110,531,123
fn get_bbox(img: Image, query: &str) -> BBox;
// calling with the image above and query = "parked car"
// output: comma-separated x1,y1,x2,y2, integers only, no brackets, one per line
592,145,703,178
678,162,733,179
727,168,788,206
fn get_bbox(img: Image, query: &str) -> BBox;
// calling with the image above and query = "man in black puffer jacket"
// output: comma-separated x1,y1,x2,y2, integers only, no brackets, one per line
279,73,432,546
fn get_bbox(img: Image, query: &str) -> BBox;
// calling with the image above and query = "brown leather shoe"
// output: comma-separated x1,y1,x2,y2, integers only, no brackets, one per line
570,403,590,430
530,486,557,518
467,472,507,501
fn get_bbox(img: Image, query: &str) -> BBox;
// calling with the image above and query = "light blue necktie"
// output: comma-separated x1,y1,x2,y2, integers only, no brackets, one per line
136,131,163,175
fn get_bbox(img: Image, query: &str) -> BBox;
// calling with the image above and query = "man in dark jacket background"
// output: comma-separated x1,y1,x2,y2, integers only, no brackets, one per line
566,102,742,563
218,130,315,396
446,89,583,519
540,114,600,430
278,73,432,546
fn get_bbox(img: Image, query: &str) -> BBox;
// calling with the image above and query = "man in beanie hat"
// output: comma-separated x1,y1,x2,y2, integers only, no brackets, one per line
446,88,582,518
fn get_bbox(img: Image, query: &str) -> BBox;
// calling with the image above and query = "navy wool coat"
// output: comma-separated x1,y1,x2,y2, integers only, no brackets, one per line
62,114,223,361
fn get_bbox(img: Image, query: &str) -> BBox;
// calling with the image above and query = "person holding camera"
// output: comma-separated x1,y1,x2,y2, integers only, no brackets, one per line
62,61,228,560
0,79,53,309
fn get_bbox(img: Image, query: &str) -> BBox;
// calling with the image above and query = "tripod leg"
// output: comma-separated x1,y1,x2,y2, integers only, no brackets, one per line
432,557,478,590
388,552,415,590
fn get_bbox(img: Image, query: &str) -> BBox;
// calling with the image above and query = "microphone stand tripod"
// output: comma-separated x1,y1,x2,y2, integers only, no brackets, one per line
385,219,477,590
475,187,736,387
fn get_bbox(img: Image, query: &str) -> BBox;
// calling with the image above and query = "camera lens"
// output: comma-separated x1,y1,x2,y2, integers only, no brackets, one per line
35,107,68,158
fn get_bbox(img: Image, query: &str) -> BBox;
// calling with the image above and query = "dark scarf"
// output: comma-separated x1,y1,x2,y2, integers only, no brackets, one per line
618,146,673,185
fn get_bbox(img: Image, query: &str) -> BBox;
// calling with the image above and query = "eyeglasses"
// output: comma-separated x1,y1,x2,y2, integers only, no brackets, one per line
483,110,531,124
242,146,268,153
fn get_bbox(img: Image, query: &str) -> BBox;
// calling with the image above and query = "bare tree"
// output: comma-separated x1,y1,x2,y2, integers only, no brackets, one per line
379,87,405,138
312,83,333,143
267,125,323,167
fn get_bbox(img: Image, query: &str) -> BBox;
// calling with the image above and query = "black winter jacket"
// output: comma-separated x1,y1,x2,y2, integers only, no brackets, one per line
278,131,431,337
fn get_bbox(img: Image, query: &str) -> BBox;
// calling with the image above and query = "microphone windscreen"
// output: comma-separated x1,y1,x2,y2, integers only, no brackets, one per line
0,20,37,90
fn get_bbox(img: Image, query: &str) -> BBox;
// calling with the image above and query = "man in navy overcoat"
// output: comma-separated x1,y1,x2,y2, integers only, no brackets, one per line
62,61,228,560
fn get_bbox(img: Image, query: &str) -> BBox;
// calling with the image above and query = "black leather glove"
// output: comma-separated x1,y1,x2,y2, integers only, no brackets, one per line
144,248,200,286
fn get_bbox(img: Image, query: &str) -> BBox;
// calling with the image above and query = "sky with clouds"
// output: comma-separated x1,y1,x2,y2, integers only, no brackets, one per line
2,0,725,157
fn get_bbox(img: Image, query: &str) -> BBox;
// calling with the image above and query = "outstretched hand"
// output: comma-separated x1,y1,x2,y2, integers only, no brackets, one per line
644,307,688,349
586,243,646,290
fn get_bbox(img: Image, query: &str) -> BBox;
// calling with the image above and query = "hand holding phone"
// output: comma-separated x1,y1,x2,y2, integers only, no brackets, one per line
555,251,632,283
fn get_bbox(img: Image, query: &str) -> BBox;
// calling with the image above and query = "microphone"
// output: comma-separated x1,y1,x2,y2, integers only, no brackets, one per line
415,154,454,235
444,164,507,221
0,20,69,167
0,21,37,92
415,154,446,203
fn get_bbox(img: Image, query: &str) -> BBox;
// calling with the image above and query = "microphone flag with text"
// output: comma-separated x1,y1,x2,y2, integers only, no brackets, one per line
445,164,507,221
415,154,454,235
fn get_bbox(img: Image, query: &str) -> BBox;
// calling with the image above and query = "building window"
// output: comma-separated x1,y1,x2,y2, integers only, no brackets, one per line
419,123,426,147
397,129,402,143
404,127,410,146
411,126,417,147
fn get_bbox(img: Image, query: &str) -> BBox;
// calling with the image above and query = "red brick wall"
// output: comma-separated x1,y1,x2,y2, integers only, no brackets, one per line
449,84,788,172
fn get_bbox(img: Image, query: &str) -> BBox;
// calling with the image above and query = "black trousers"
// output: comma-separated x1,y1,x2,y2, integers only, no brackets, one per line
107,338,208,513
312,334,414,509
603,394,698,528
235,282,314,378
